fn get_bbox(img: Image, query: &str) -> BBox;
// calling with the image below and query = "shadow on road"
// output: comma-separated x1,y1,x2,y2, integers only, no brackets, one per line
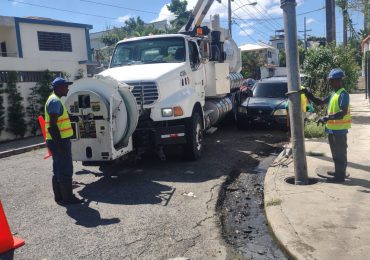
76,126,286,206
65,202,120,228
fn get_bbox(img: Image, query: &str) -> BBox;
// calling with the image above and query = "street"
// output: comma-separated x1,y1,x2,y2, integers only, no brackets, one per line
1,125,286,260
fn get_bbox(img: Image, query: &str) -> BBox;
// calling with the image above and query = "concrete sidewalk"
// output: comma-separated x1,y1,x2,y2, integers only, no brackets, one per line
0,136,45,158
265,93,370,259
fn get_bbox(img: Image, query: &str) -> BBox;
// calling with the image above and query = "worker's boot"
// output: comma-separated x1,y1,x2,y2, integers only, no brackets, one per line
59,180,83,205
327,171,350,178
52,176,63,204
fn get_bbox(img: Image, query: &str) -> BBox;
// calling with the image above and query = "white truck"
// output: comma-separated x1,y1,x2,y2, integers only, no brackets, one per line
65,0,243,164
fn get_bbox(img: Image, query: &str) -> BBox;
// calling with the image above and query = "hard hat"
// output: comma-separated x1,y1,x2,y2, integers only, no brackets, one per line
328,68,345,80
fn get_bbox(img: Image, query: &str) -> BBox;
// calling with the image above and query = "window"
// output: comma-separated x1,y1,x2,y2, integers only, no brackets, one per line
268,51,272,58
110,37,185,67
277,43,284,49
37,31,72,52
253,82,288,98
188,41,200,70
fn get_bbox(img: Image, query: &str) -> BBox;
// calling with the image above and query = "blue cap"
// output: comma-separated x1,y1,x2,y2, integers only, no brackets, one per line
52,77,73,88
328,68,345,80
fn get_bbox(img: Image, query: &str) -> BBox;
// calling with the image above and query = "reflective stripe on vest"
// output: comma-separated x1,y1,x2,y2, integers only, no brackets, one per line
326,88,351,130
45,93,73,140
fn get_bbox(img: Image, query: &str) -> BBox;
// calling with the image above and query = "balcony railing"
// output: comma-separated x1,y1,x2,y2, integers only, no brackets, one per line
0,52,18,58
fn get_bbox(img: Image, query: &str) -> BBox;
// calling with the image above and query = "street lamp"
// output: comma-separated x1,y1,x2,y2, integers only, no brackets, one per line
228,1,258,37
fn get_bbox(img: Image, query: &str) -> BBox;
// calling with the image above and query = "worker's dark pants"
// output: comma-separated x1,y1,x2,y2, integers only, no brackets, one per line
46,139,73,183
328,133,347,180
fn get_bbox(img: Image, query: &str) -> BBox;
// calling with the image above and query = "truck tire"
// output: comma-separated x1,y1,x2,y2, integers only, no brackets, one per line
184,112,203,161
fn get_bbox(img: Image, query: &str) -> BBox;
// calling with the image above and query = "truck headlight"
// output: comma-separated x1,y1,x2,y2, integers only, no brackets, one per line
238,107,248,114
274,109,287,116
161,108,173,117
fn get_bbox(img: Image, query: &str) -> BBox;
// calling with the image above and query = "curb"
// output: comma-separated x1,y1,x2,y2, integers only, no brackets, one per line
0,143,46,159
263,149,298,260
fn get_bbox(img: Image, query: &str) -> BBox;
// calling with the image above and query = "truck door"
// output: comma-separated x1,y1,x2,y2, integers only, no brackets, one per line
188,40,206,104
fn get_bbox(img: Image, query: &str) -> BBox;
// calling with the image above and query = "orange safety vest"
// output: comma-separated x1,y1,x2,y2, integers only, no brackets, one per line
45,93,73,140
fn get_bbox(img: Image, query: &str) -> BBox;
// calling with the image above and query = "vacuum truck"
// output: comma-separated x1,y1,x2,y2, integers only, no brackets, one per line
65,0,243,163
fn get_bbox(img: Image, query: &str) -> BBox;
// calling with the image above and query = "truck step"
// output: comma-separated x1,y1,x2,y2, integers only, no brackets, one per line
206,127,218,134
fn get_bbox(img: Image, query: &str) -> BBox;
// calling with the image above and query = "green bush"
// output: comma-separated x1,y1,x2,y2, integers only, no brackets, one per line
6,72,26,138
304,120,326,139
303,44,359,96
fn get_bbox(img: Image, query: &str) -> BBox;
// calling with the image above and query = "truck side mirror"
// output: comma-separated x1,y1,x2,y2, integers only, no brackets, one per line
199,41,209,62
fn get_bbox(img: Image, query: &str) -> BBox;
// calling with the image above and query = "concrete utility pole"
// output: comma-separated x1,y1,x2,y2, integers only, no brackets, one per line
228,0,233,37
280,0,308,185
325,0,336,44
299,17,312,51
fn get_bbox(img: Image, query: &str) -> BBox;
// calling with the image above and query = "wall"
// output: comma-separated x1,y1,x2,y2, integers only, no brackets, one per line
0,26,18,56
19,23,88,62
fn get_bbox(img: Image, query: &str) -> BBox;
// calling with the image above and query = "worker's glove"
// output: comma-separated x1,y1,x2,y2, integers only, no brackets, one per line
316,116,329,126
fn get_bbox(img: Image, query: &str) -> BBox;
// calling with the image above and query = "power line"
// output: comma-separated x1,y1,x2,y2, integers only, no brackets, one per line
80,0,174,17
236,6,326,21
8,0,117,20
240,0,281,30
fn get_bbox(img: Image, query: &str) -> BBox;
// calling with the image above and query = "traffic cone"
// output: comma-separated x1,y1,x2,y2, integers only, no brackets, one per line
0,200,25,254
38,116,52,159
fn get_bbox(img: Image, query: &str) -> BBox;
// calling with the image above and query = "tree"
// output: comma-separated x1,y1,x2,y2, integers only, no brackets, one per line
167,0,192,32
26,84,40,136
303,44,359,97
0,83,5,135
241,52,264,79
6,72,26,138
101,17,165,47
336,0,350,46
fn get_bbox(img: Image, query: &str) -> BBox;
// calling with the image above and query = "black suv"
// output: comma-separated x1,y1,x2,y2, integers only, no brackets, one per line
235,77,288,129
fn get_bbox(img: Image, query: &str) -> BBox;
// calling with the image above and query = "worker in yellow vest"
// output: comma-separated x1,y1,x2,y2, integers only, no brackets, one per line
303,68,350,183
45,77,82,205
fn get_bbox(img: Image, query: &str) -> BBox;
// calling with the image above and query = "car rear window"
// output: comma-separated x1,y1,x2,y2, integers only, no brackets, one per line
253,82,288,98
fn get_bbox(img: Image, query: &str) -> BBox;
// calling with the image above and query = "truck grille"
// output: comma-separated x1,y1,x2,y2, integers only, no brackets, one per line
125,81,159,106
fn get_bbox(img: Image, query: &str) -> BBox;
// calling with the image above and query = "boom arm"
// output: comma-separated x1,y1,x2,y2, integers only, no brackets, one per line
180,0,221,33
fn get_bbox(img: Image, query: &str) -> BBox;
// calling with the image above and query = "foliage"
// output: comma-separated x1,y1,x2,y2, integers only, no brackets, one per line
304,120,327,139
279,46,306,67
279,50,286,67
101,17,165,47
5,72,26,138
241,51,264,79
0,83,5,135
302,44,359,97
167,0,192,32
26,84,40,136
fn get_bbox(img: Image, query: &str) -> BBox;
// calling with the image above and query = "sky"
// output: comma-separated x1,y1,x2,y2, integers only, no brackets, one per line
2,0,365,46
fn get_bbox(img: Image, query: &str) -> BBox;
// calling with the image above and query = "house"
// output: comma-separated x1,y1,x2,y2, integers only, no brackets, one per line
270,29,285,50
239,42,279,78
0,15,93,141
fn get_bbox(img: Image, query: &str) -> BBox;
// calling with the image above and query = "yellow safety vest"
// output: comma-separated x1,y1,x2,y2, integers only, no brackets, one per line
45,93,73,140
301,86,307,113
326,88,351,130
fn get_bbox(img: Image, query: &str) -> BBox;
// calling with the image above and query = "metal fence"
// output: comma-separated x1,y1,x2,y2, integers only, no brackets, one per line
0,71,63,83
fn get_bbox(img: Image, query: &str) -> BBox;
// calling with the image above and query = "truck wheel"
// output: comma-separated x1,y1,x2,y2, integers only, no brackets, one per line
184,113,203,160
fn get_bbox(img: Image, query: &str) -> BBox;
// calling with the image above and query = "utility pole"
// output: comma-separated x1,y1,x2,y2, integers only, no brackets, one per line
325,0,336,44
299,17,312,51
280,0,308,185
228,0,233,38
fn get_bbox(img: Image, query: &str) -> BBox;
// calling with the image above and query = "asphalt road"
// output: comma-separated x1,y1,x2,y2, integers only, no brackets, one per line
0,125,286,260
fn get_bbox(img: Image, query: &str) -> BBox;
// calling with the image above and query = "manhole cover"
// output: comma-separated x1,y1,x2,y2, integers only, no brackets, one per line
285,176,318,185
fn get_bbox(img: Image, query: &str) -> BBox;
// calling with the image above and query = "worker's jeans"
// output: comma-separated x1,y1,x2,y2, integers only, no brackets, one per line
46,139,73,183
328,133,347,180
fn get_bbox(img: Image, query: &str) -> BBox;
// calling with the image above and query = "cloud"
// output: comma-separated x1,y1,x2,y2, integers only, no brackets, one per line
116,15,133,24
153,4,177,22
306,18,315,24
238,22,254,36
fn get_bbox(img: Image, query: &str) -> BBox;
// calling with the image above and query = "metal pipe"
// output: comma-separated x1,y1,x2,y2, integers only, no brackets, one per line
280,0,308,185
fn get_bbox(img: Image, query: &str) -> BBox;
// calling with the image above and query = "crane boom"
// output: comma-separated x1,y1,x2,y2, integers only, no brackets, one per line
180,0,221,33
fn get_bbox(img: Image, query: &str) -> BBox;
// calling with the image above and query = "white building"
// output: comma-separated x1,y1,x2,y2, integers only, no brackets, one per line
0,16,93,141
239,42,280,78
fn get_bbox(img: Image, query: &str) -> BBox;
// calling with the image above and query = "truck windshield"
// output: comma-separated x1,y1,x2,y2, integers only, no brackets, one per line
253,82,288,98
110,37,186,67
